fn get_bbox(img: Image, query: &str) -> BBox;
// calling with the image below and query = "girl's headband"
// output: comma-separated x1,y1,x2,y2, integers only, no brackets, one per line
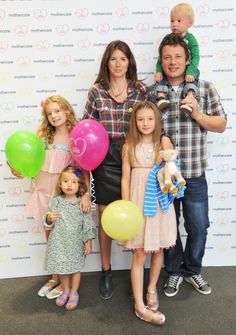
74,168,82,177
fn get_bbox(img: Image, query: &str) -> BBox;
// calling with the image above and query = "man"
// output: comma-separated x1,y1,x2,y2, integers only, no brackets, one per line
156,33,227,297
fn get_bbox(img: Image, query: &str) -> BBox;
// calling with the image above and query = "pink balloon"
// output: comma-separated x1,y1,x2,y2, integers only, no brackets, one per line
70,120,109,171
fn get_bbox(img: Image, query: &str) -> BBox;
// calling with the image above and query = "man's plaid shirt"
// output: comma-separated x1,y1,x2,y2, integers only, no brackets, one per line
82,81,148,139
160,80,227,179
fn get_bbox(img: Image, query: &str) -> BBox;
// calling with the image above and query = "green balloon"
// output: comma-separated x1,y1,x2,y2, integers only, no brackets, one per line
5,130,46,178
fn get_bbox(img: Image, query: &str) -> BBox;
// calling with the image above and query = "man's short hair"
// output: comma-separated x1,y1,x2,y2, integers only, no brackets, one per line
159,33,190,62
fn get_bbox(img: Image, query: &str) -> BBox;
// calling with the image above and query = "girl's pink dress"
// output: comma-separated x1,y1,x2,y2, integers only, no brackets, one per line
25,143,73,222
125,143,177,252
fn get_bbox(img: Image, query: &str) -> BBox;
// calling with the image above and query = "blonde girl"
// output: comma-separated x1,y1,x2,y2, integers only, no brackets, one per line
122,101,177,325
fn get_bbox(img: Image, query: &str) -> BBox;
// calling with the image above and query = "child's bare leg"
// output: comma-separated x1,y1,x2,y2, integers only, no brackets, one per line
66,272,80,310
70,272,81,294
146,251,163,311
42,230,60,290
55,274,70,306
148,250,163,292
59,274,70,293
131,249,146,313
132,249,164,324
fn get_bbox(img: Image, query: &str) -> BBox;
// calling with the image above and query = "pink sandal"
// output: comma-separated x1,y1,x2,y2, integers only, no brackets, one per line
146,290,159,312
135,306,165,326
55,291,69,307
66,292,79,311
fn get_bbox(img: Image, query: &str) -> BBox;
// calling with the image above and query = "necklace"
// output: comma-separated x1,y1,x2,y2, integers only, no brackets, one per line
109,82,127,98
140,143,155,161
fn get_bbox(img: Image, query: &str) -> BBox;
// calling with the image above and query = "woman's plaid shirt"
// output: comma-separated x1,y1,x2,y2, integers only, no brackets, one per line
82,81,149,139
160,80,227,179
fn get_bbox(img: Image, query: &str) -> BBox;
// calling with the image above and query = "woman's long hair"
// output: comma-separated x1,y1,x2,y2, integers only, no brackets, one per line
95,40,138,84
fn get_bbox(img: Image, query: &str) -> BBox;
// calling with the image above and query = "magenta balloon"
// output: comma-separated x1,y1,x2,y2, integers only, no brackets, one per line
70,120,109,171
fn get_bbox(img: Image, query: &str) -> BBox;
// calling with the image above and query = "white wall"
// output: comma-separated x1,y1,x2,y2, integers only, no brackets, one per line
0,0,235,279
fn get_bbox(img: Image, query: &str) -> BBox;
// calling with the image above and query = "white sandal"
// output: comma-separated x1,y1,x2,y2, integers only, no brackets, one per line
46,285,63,299
37,279,59,297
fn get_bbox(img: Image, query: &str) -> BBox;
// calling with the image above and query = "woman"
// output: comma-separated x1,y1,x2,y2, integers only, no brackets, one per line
82,40,151,299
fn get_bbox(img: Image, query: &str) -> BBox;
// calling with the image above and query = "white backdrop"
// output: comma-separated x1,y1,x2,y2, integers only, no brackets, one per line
0,0,235,279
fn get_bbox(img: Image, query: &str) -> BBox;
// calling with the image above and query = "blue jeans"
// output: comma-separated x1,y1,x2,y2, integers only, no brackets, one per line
164,173,210,277
155,69,200,97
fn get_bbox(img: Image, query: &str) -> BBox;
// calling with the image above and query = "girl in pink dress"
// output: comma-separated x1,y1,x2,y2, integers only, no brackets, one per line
9,95,91,298
121,101,177,326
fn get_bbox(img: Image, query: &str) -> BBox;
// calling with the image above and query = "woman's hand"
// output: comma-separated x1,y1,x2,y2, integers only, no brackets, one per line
80,193,92,213
154,72,163,83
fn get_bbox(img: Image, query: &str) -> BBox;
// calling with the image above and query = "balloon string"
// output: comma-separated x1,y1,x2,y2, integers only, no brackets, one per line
90,171,96,211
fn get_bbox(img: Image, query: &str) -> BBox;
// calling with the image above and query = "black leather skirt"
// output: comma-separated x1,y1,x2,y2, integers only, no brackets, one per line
92,138,125,205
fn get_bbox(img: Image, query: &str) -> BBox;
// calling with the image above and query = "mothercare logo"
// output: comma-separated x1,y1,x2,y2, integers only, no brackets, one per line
116,7,129,18
77,39,91,50
196,5,210,16
14,25,28,37
96,23,110,34
55,24,69,35
33,9,47,21
136,22,150,33
155,7,169,17
216,20,231,31
75,8,89,19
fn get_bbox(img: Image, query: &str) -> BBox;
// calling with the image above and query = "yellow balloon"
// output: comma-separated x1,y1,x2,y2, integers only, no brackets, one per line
101,200,144,241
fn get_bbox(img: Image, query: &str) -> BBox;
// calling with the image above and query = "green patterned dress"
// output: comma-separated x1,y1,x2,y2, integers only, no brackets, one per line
44,196,96,274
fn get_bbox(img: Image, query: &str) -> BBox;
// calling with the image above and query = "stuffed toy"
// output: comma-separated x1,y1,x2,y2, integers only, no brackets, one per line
157,149,186,194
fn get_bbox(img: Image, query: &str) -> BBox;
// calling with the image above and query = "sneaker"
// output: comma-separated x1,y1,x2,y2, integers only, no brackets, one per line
180,104,192,114
157,97,170,111
184,274,211,295
163,275,183,297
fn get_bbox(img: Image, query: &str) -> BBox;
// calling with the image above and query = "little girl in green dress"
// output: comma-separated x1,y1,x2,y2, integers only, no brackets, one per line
44,166,96,310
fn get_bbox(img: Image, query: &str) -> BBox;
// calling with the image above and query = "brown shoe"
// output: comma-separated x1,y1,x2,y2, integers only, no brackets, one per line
180,104,192,114
146,290,159,312
135,306,165,326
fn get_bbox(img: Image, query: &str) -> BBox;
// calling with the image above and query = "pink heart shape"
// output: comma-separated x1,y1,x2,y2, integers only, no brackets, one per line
70,137,87,157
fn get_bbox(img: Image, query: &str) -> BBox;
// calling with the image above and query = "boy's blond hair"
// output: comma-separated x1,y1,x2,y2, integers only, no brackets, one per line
171,3,194,25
